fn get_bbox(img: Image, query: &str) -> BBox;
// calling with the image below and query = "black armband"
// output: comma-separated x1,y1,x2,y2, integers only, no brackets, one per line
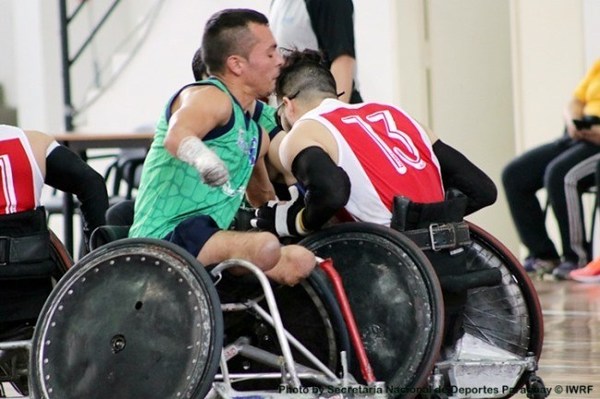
45,145,109,235
291,146,351,230
432,140,497,215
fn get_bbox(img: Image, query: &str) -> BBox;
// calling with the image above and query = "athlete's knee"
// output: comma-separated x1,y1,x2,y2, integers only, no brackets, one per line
282,245,316,279
251,232,282,270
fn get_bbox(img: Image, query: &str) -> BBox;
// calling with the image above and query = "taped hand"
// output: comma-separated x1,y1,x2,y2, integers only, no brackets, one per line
193,150,229,186
177,136,229,186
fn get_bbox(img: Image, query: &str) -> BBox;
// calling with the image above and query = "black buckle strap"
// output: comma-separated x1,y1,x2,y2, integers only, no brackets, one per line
0,233,50,266
403,221,471,251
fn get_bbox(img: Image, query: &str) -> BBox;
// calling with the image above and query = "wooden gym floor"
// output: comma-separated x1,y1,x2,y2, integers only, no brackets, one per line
514,279,600,398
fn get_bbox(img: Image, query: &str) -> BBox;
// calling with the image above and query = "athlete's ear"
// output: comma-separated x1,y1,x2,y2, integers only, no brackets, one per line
226,55,244,76
284,97,297,120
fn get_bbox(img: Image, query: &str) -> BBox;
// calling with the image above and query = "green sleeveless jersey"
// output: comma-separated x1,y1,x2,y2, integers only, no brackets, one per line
251,100,281,140
129,79,261,239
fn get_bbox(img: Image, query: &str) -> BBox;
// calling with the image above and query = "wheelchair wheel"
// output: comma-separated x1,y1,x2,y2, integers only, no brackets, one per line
299,222,445,396
29,238,223,399
460,222,544,396
463,222,543,359
220,269,350,391
49,229,74,276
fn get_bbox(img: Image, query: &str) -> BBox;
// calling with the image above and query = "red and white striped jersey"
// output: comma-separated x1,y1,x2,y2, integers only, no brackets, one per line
0,125,45,214
298,99,444,226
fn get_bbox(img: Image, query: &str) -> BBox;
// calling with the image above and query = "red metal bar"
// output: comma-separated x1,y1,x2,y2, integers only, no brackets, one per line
318,258,376,385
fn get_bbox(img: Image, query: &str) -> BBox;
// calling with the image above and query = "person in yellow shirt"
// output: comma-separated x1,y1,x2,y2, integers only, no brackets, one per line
502,59,600,279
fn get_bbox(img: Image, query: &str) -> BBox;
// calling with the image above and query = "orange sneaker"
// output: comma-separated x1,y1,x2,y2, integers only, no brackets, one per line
570,258,600,283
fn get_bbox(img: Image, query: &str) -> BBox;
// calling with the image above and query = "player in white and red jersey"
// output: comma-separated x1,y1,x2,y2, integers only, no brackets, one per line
0,125,108,247
252,49,498,346
252,50,496,236
1,125,109,332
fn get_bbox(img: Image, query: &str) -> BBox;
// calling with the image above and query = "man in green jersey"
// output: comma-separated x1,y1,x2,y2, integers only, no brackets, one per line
129,9,315,286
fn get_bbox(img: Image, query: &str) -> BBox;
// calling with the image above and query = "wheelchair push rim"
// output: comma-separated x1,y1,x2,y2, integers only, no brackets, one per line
299,222,445,397
29,238,223,399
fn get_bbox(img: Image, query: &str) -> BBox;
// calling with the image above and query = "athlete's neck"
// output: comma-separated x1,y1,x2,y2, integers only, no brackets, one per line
213,74,262,113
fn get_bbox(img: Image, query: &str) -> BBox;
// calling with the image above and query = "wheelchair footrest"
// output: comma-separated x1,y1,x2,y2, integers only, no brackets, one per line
435,360,531,398
432,333,538,398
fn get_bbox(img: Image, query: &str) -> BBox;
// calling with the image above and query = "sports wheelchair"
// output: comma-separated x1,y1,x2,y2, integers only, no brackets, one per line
1,217,546,398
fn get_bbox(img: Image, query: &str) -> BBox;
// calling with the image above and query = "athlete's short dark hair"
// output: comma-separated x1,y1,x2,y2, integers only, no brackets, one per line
275,49,337,100
191,47,208,81
201,9,269,75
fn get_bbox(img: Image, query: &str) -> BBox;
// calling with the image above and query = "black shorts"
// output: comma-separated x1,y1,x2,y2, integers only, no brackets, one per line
163,215,220,257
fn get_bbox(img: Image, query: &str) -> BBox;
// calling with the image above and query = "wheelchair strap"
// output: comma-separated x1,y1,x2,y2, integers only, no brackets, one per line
0,207,52,274
0,231,50,265
402,221,471,251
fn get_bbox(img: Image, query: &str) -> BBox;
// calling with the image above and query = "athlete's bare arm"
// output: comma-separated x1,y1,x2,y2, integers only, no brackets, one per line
24,130,55,177
163,86,232,154
163,86,234,187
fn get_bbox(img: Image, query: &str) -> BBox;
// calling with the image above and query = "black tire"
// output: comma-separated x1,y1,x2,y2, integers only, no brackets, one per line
29,238,223,399
220,269,350,391
526,374,548,399
299,222,445,398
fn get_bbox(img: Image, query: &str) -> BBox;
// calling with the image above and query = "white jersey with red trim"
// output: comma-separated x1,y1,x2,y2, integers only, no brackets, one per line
0,125,44,214
298,99,445,226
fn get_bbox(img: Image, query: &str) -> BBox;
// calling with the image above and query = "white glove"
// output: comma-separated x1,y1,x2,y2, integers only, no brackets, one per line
176,136,229,186
251,185,309,237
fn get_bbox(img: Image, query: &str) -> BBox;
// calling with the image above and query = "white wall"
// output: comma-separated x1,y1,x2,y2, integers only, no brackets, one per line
583,0,600,68
425,0,516,248
0,0,17,108
510,0,586,152
353,0,400,105
0,0,62,130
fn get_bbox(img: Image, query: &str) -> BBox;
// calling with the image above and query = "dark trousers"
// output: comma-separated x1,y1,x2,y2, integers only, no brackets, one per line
502,134,598,262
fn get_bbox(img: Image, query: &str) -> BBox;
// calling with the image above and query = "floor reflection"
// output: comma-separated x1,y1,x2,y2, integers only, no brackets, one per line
521,279,600,398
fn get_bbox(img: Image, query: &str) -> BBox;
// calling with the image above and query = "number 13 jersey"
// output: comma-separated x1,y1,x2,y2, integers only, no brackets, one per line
299,99,444,226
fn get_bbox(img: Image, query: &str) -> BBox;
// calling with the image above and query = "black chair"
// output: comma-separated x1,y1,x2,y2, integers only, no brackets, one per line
89,199,135,251
103,147,147,201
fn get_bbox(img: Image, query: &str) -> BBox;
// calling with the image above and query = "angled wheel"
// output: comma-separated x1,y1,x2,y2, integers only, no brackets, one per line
29,238,222,399
463,222,543,359
458,222,544,396
299,222,445,397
